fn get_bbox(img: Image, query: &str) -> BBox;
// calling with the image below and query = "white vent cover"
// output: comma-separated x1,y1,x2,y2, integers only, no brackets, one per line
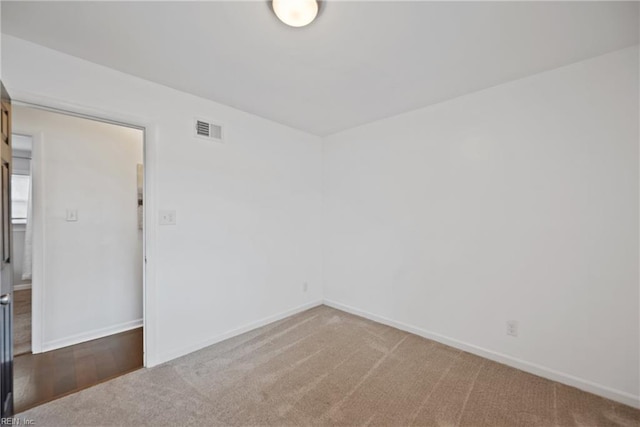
194,118,223,142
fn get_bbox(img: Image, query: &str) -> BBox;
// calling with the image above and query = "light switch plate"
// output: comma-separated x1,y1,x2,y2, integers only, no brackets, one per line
66,209,78,222
159,210,176,225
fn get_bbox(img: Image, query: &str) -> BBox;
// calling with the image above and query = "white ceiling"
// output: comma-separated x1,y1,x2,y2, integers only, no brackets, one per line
2,1,638,136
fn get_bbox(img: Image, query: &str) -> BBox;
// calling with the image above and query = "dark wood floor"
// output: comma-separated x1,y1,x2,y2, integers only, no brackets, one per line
14,328,143,413
13,288,32,356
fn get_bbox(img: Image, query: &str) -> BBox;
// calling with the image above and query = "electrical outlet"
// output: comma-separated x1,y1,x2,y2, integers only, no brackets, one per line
66,209,78,222
506,320,518,337
303,282,308,293
159,210,176,225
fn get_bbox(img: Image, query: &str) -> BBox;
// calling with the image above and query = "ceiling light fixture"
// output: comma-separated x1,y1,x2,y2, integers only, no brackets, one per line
272,0,319,28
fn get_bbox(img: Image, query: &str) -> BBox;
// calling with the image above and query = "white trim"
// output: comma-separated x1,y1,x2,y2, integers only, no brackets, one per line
152,300,323,367
12,283,31,291
322,299,640,409
12,91,155,368
41,319,143,353
13,99,146,131
30,131,45,355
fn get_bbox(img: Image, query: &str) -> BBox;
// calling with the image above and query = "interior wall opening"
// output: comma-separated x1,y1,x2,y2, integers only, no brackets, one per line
10,104,145,412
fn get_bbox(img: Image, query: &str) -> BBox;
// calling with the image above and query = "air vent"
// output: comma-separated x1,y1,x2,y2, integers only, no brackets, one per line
194,118,223,142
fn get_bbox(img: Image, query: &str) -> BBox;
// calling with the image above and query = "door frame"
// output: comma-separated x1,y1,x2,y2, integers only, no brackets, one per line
9,92,157,368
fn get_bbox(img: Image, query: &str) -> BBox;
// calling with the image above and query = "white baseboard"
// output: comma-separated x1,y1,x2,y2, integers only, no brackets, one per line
13,283,32,291
40,319,143,353
152,300,323,367
323,299,640,409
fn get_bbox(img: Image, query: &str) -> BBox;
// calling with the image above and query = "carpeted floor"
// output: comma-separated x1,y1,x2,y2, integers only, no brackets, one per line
13,288,31,356
18,305,640,426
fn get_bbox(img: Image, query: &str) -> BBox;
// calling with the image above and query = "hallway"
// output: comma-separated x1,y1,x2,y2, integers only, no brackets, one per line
13,288,31,356
14,328,143,413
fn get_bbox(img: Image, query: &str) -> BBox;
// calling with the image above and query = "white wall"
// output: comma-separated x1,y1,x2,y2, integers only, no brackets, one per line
13,106,143,350
3,32,637,407
323,46,639,406
1,35,323,365
12,225,26,287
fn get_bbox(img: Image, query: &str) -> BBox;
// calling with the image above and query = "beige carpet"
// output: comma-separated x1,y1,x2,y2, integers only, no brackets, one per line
13,288,31,356
18,305,640,426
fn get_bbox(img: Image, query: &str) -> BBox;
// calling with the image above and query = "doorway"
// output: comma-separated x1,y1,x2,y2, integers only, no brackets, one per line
11,134,32,359
11,105,145,412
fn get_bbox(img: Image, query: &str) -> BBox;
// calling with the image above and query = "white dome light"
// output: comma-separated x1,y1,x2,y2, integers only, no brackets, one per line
272,0,319,28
